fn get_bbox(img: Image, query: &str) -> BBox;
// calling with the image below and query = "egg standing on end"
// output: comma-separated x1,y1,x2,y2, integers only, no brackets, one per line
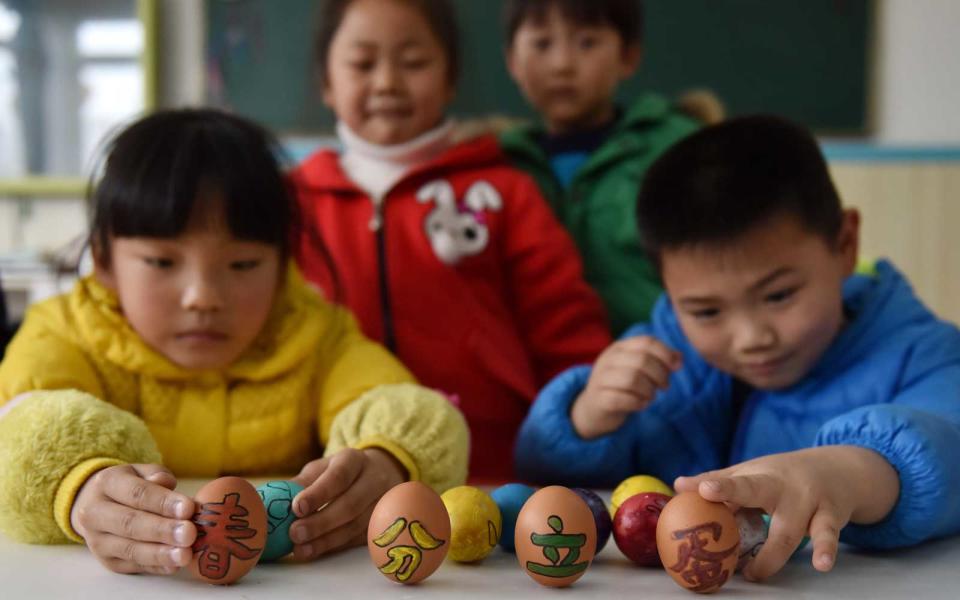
191,476,267,585
656,492,740,593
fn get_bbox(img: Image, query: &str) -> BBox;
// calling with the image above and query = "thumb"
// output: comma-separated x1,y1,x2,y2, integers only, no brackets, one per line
133,464,177,489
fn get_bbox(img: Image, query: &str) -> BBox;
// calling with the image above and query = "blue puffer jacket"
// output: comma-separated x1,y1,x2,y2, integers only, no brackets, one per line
515,260,960,549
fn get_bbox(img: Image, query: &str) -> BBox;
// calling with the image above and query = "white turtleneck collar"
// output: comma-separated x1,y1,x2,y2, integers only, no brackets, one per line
337,119,454,201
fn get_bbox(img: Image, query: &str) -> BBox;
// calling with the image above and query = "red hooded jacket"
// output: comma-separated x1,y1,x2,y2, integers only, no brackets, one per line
293,134,611,480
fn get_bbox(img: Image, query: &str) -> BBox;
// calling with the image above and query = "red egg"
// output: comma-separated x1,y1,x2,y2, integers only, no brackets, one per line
613,491,671,566
190,477,267,585
367,481,451,585
656,492,740,594
514,486,596,588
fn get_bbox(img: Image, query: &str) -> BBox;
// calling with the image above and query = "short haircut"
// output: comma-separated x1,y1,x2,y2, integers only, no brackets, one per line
314,0,460,85
502,0,643,47
89,108,297,264
636,114,844,265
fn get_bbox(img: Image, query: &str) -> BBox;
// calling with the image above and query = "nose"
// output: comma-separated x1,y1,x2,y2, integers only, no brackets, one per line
733,315,777,354
547,39,575,73
181,270,224,313
372,60,401,93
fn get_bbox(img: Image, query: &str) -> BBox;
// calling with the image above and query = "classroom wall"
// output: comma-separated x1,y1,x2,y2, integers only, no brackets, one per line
2,0,959,325
873,0,960,142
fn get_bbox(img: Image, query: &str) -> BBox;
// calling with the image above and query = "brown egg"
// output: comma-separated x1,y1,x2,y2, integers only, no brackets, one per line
656,492,740,594
514,486,596,587
190,476,267,585
367,481,451,585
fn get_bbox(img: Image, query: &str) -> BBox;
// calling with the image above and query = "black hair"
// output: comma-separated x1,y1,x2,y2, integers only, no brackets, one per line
636,114,844,265
89,108,297,265
502,0,643,47
314,0,460,85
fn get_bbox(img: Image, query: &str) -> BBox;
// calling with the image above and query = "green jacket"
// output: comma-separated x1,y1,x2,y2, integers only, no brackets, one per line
500,94,699,334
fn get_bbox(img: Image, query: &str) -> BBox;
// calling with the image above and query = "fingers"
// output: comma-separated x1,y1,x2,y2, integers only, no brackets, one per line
616,336,682,373
293,516,369,561
101,466,194,520
743,499,809,581
695,474,781,515
293,449,363,517
136,464,178,491
290,472,373,547
808,505,844,572
89,533,193,572
82,502,196,547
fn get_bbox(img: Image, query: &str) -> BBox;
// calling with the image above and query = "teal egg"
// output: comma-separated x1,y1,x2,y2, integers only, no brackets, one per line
256,480,306,561
490,483,536,553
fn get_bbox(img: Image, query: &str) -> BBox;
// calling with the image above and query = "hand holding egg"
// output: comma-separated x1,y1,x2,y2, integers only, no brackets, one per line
70,463,196,575
673,446,900,582
289,447,407,561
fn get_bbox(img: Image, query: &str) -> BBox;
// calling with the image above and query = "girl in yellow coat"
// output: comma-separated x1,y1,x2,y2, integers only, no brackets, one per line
0,109,468,575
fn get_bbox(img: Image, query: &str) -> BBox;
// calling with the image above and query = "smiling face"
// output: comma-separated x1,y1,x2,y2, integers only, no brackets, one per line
660,211,859,390
506,3,640,134
322,0,454,145
95,202,281,371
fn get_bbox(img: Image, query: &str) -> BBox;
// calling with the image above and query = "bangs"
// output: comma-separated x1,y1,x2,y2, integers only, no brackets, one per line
90,110,295,259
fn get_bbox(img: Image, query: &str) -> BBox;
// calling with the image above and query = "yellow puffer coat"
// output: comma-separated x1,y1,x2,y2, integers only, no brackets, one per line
0,267,469,543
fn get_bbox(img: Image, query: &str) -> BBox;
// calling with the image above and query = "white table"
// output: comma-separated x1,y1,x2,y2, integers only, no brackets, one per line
1,480,958,599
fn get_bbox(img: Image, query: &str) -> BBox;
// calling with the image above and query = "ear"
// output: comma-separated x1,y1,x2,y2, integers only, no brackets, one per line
504,44,521,83
836,208,861,277
91,241,118,292
619,42,643,79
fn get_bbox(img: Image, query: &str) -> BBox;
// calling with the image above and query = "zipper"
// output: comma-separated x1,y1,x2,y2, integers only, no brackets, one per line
368,196,396,353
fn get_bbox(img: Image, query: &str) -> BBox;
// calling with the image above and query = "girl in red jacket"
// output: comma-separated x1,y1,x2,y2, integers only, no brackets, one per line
294,0,612,480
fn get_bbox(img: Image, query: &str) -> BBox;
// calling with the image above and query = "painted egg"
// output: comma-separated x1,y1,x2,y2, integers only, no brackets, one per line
613,491,671,567
490,483,536,553
191,476,267,585
367,481,450,585
656,492,740,594
610,474,674,516
572,488,612,554
441,486,501,562
256,480,305,562
734,508,767,572
515,486,596,588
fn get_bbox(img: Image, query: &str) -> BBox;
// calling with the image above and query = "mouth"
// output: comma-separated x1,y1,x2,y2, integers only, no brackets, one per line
366,106,413,119
740,354,791,377
176,330,228,343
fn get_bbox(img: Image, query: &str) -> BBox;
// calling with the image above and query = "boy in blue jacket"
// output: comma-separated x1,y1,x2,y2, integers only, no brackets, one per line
515,115,960,582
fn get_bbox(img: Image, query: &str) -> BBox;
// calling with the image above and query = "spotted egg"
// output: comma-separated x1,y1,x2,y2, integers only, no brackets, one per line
191,476,267,585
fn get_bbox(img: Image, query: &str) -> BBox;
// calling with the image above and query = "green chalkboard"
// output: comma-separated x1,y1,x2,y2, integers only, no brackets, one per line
205,0,873,135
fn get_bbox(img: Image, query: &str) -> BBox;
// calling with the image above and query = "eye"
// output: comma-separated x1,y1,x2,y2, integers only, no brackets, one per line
689,308,720,322
143,257,174,269
348,60,375,72
230,259,261,272
765,287,797,304
402,58,430,70
578,35,598,50
532,36,551,51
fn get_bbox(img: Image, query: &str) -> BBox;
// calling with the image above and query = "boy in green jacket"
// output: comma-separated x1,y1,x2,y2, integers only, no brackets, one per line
500,0,710,334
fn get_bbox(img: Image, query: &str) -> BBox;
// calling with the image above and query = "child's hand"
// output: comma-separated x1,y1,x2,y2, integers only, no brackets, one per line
571,336,681,439
674,446,900,582
289,447,407,561
70,464,197,575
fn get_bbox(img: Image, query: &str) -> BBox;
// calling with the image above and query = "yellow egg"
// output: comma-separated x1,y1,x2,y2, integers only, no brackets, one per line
610,475,674,516
441,485,502,562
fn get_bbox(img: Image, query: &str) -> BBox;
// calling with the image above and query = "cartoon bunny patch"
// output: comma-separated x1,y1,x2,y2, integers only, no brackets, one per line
417,179,502,265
